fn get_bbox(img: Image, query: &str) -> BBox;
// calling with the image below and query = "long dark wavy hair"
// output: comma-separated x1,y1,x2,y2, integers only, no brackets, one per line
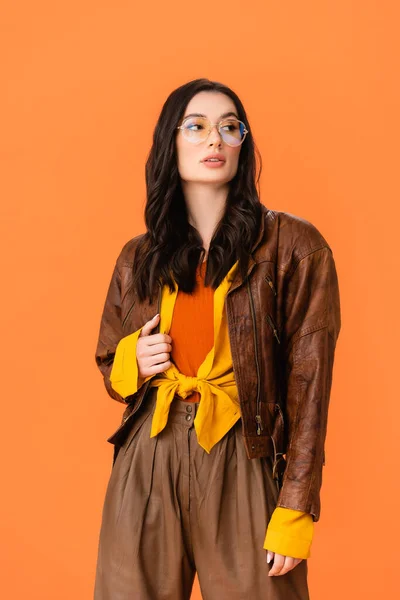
133,78,264,303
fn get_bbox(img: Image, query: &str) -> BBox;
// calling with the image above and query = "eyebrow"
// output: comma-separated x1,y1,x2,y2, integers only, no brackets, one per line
182,111,239,120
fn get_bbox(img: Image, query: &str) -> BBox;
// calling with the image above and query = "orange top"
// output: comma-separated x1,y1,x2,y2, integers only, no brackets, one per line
168,260,213,403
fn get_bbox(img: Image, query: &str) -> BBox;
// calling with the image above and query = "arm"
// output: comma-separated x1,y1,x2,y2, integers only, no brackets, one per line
95,261,127,403
94,260,148,405
277,245,341,522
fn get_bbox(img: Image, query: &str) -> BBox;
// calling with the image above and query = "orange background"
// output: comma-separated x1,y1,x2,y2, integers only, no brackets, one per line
1,1,399,598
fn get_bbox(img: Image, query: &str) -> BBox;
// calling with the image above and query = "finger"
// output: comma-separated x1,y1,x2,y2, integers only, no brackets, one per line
276,556,295,576
142,360,172,376
149,342,172,355
294,558,303,566
143,332,172,345
137,342,172,359
268,553,285,576
153,359,172,373
140,314,160,336
147,352,170,364
294,558,303,569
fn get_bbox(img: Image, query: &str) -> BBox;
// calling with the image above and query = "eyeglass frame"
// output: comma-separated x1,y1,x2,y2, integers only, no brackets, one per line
176,116,249,147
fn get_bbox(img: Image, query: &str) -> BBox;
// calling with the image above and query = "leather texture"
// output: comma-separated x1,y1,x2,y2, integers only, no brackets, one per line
94,205,341,521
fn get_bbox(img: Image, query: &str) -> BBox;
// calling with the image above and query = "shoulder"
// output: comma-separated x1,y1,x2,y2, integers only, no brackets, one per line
275,209,331,253
261,206,333,275
114,233,146,270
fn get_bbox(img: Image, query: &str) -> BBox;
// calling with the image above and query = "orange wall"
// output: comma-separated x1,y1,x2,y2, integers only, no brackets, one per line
1,1,399,598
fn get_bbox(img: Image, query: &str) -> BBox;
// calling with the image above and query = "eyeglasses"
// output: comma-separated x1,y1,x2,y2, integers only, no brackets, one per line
176,116,248,147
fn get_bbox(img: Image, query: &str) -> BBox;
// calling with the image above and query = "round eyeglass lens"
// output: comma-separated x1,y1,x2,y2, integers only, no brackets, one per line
181,117,246,146
219,118,246,146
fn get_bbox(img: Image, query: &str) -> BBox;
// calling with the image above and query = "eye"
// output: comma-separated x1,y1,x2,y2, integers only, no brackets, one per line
221,121,240,132
187,123,204,131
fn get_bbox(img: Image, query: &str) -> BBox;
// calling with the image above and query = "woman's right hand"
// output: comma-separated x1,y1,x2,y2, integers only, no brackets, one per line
136,314,172,379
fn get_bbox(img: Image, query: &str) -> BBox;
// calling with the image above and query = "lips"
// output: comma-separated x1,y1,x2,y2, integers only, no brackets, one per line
201,153,226,163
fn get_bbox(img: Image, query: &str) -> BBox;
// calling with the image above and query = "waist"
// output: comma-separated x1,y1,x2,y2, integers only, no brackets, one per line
177,390,200,403
145,386,201,425
168,394,201,425
148,367,238,402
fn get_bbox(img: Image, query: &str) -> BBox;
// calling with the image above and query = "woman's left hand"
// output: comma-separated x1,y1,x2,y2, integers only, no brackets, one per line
266,551,303,576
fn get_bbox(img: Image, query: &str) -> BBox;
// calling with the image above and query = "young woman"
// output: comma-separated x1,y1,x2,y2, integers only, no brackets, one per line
94,78,341,600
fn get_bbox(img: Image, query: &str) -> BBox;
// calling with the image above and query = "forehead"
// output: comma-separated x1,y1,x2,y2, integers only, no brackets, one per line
183,91,238,120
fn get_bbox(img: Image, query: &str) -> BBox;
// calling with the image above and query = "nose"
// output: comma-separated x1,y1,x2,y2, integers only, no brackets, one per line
208,123,222,146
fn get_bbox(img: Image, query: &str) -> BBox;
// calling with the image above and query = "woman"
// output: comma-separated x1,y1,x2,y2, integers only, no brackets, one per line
94,78,341,600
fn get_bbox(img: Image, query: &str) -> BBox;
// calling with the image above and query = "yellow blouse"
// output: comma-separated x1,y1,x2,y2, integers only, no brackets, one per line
109,262,314,560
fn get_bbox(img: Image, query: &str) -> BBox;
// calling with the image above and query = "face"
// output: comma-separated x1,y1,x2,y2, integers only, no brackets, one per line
175,91,243,187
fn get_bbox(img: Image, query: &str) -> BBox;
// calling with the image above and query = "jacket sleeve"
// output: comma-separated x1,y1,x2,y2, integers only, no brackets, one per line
94,261,127,404
95,260,148,405
276,245,341,522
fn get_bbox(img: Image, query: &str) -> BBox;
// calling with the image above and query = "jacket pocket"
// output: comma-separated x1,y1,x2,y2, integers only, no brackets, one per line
268,403,287,491
264,274,277,296
269,402,285,454
266,313,281,344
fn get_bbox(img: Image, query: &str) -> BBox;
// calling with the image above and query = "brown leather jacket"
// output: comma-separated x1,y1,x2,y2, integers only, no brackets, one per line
95,205,341,522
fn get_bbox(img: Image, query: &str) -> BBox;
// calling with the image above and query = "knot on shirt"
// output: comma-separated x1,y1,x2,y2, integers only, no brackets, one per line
176,375,200,399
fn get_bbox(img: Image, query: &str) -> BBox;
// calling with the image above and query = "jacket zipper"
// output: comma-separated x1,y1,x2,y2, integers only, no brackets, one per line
264,274,277,296
266,314,281,344
246,279,263,435
275,402,284,423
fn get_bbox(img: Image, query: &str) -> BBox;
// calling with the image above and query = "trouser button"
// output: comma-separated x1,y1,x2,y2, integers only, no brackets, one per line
186,405,192,413
185,414,192,421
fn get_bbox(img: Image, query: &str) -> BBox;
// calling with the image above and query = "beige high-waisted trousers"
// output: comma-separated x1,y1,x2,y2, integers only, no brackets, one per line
94,387,310,600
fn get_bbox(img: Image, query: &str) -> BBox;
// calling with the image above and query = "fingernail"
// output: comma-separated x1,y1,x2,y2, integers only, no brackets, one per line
267,555,271,564
153,313,159,319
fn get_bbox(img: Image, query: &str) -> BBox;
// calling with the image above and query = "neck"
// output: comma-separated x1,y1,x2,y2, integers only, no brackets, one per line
181,181,229,253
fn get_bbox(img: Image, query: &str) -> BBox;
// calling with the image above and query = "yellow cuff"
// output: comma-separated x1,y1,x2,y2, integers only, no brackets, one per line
263,507,314,560
110,327,152,399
